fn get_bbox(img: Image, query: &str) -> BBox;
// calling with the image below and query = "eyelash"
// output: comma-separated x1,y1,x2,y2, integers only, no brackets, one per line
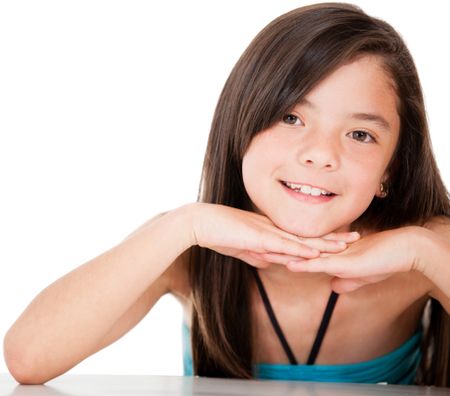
282,114,377,143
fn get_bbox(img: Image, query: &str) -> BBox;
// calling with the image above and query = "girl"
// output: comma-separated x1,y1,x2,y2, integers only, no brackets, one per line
4,2,450,387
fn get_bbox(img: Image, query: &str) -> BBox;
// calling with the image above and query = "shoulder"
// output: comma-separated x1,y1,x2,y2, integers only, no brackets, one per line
422,215,450,235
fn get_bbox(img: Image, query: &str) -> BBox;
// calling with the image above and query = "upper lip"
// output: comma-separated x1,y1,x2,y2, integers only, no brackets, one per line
281,180,337,195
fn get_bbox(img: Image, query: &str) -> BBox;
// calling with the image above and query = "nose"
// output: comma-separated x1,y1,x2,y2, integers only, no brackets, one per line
296,134,340,170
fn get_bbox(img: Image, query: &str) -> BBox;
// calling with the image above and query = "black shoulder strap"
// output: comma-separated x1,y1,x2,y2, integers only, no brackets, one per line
251,268,298,365
306,290,339,365
252,268,339,365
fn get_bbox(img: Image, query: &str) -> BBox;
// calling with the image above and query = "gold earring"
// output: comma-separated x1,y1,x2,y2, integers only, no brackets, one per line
379,183,388,198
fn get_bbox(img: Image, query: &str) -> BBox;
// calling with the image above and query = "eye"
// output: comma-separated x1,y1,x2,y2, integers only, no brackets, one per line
282,113,303,126
349,130,376,143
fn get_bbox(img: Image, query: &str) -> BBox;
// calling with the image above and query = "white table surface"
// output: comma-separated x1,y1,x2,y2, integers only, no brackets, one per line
1,373,449,396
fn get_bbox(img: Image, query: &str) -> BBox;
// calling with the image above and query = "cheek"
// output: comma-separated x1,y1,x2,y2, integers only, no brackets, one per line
242,151,269,204
345,150,386,189
344,189,377,220
241,156,256,199
242,134,286,195
350,172,380,195
242,148,260,207
340,162,384,216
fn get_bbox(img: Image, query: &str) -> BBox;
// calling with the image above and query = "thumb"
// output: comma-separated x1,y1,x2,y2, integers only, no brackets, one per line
330,277,366,294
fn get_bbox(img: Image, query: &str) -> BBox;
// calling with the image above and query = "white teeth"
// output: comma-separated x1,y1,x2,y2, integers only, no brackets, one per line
300,185,312,194
287,182,302,189
284,181,332,196
310,188,322,196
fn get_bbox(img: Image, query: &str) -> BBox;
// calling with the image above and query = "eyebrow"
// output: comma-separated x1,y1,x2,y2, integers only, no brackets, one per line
297,98,392,133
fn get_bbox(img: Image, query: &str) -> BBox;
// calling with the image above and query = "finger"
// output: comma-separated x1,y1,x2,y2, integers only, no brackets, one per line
278,230,359,253
261,234,320,258
257,220,360,254
322,231,360,242
330,277,367,293
331,274,394,293
248,251,307,266
286,257,351,277
293,235,349,253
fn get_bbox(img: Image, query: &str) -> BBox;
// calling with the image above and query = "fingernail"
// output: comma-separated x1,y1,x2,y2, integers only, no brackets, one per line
337,241,346,247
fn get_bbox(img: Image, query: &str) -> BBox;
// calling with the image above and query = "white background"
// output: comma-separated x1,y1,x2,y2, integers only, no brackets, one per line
1,1,449,376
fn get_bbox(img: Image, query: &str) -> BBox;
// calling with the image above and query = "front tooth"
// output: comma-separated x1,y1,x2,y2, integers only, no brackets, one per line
289,182,302,189
300,185,312,194
310,187,322,196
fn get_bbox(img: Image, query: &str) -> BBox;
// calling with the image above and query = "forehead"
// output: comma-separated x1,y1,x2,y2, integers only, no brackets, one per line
299,55,400,134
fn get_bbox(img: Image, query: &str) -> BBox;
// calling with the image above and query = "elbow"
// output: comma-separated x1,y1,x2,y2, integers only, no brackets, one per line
6,358,48,385
3,331,49,385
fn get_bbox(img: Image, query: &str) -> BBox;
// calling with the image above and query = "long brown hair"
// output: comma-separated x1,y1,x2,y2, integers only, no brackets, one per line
189,2,450,385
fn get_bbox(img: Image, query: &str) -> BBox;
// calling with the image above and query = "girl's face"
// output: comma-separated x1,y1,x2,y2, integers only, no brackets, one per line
242,55,400,237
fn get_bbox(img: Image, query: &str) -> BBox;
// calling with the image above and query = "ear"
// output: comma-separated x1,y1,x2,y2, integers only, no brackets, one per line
375,172,390,198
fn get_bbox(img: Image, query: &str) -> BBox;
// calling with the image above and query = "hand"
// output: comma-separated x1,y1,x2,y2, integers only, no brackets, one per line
287,227,418,293
190,203,360,268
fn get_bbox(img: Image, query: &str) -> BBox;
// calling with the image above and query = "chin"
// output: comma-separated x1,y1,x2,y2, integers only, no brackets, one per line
254,204,350,237
272,216,333,238
294,226,332,238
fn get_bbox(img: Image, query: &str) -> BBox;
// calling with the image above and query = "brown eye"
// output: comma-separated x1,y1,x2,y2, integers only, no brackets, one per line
350,130,376,143
282,114,301,125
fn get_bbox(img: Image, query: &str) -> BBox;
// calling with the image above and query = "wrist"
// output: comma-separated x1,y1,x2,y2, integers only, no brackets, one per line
175,202,205,248
408,225,436,276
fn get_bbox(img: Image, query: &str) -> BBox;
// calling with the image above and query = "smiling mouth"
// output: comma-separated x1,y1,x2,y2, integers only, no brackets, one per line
280,181,336,196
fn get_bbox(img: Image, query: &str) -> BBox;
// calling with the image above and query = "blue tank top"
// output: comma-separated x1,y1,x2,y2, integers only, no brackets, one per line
182,323,422,384
183,269,422,384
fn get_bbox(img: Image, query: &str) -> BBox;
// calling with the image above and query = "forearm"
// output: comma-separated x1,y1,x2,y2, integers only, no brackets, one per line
4,203,195,380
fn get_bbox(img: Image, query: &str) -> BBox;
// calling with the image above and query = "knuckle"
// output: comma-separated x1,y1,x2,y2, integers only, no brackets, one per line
275,236,289,251
259,252,270,260
260,238,271,252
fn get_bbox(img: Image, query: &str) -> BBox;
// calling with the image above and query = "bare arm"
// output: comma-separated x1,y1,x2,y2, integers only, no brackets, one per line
3,204,195,384
3,202,360,384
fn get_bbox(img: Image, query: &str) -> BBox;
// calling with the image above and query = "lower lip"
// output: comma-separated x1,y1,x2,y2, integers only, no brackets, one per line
280,182,336,204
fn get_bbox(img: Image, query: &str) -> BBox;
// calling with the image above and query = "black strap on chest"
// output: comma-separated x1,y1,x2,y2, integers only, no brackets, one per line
251,267,339,365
